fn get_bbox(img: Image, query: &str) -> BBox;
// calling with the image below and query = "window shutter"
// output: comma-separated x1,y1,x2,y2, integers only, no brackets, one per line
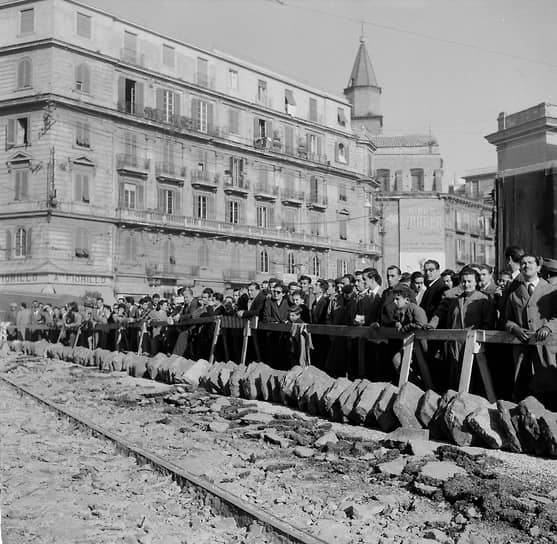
208,194,215,219
82,64,90,92
173,92,180,116
174,189,181,215
157,188,164,212
20,170,29,200
83,230,90,253
253,117,260,140
17,60,25,88
6,119,16,150
267,120,273,140
74,229,81,252
74,174,82,201
156,88,164,112
345,144,350,164
135,82,144,114
117,76,125,108
83,123,90,147
268,207,275,228
191,98,200,130
136,184,144,209
239,201,246,224
118,182,125,208
82,175,90,202
24,59,31,87
5,230,12,260
334,144,340,162
306,134,311,154
207,103,214,132
317,136,322,158
26,226,32,257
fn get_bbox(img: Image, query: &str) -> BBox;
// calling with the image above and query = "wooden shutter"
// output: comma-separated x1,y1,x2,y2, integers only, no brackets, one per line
207,194,215,219
268,207,275,228
117,76,125,108
173,92,180,116
156,88,164,112
253,117,260,140
239,201,246,224
6,119,16,150
174,189,181,215
207,103,214,132
334,143,340,162
74,174,82,201
191,98,200,130
284,125,293,154
82,174,90,202
81,64,90,92
82,229,89,253
83,122,90,147
317,136,322,158
17,60,25,88
157,188,164,212
5,230,12,260
344,144,350,164
135,81,144,114
118,182,125,208
136,184,144,209
228,109,239,134
26,226,32,257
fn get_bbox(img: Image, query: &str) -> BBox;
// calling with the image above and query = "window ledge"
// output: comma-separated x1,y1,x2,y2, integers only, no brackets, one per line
14,86,33,92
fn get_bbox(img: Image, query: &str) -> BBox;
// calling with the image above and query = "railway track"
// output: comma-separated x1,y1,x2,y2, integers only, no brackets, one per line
1,374,328,544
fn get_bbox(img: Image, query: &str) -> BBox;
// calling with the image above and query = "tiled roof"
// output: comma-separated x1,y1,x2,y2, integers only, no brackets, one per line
346,38,378,88
370,134,439,148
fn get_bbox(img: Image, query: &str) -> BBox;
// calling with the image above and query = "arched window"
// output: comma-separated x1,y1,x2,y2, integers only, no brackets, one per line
286,252,295,274
336,142,347,164
311,255,321,277
75,63,90,93
17,58,32,89
258,248,269,273
14,227,28,257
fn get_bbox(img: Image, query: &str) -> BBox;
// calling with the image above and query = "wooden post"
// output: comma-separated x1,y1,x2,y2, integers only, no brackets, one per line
458,330,477,393
413,340,434,390
137,323,146,355
72,326,81,348
240,319,251,366
475,350,496,403
397,333,415,387
251,317,262,362
208,317,221,365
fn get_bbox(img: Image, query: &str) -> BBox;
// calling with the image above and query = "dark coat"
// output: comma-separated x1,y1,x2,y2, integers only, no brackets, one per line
420,278,448,320
243,291,267,319
262,297,290,323
357,290,382,325
311,295,330,325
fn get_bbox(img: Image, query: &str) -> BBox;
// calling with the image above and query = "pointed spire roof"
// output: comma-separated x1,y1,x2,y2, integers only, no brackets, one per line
347,36,378,88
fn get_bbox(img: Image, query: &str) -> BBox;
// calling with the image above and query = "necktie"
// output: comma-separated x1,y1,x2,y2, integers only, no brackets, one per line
527,283,534,296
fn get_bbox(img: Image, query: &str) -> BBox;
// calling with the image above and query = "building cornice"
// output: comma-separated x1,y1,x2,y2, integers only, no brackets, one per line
377,191,493,211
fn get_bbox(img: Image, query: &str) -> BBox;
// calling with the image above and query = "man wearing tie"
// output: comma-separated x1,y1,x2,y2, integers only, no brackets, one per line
504,254,557,403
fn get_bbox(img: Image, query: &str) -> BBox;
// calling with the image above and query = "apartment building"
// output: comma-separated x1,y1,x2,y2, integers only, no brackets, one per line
0,0,379,299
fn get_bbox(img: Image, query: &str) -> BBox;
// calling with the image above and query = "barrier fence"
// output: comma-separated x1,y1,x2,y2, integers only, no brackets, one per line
2,316,556,403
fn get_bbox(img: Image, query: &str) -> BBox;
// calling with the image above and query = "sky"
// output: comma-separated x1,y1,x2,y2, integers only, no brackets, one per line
73,0,557,181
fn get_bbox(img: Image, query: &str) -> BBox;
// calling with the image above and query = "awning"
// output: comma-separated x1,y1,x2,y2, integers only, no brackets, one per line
285,89,297,106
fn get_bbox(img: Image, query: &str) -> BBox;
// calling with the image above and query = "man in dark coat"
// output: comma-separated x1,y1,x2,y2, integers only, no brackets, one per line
262,284,291,370
420,259,448,320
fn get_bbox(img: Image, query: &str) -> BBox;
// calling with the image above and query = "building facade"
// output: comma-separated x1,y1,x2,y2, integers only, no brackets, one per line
0,0,379,300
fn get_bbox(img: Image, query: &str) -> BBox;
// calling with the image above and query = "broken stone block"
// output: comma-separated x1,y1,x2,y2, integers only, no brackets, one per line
294,366,333,412
313,519,351,544
429,390,457,440
344,502,385,520
417,390,441,428
228,364,249,398
176,359,211,388
331,379,363,422
293,446,315,458
320,378,352,419
420,460,466,483
539,411,557,458
208,421,230,433
255,364,275,402
393,382,425,430
278,366,304,406
443,392,491,447
387,426,430,445
145,353,169,380
512,396,547,456
492,400,522,453
377,457,406,477
218,361,238,396
306,373,335,416
314,431,338,448
241,412,274,425
348,381,387,426
466,407,503,449
269,370,287,404
168,356,191,384
239,362,263,400
372,384,400,432
264,431,290,448
108,352,125,372
127,355,148,378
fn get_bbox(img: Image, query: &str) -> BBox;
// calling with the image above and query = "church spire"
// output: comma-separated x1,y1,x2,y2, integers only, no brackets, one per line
346,33,378,88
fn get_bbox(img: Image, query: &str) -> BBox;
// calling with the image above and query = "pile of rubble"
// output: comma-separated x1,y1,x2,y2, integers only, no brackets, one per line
6,339,557,459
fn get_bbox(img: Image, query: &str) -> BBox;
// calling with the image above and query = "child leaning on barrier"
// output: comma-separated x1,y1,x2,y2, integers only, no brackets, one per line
390,285,428,333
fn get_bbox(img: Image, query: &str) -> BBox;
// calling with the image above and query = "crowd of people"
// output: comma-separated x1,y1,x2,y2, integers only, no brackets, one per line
4,246,557,407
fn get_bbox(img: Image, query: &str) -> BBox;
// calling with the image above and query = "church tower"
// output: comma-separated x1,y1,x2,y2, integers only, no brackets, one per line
344,36,383,134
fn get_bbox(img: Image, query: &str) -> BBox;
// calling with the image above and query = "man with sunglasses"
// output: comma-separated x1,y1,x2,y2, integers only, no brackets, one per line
262,284,292,370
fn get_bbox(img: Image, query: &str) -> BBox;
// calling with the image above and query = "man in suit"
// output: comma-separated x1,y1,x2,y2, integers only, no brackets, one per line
420,259,448,320
311,279,330,370
238,282,266,320
299,275,315,309
504,254,557,403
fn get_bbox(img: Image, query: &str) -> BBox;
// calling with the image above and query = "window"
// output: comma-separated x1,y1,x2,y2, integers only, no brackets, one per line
338,213,348,240
75,63,90,92
475,242,486,263
227,199,242,224
14,227,30,258
76,121,90,147
14,169,29,201
410,169,424,192
197,57,209,87
74,172,90,202
256,118,268,140
162,90,174,122
117,77,144,115
469,180,479,199
122,183,137,209
257,206,273,228
258,249,269,273
257,80,267,102
228,108,240,134
311,255,321,277
16,58,32,89
194,193,214,220
75,229,90,258
76,12,92,39
228,157,244,184
123,233,137,262
282,208,297,233
6,117,30,149
161,139,174,171
456,238,467,263
20,8,34,34
337,108,347,127
123,31,137,63
162,44,175,67
308,97,318,122
307,133,319,157
394,170,403,191
284,125,294,154
285,89,296,115
338,184,347,202
192,99,212,133
336,142,348,164
228,69,238,91
309,212,323,236
287,252,296,274
376,169,390,192
337,259,347,276
158,188,177,215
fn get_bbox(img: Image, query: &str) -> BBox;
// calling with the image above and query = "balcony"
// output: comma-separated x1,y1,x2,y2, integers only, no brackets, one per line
307,193,328,210
223,175,249,195
340,240,381,256
116,154,150,177
155,162,186,185
146,263,177,277
117,208,185,228
280,188,305,206
191,170,219,190
120,48,145,67
254,137,271,150
254,183,278,201
117,101,143,117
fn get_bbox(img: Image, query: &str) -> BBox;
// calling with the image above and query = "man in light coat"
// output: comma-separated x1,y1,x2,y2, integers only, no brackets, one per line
504,254,557,403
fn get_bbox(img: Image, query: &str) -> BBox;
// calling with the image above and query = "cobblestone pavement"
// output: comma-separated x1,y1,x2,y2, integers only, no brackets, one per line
2,356,557,544
0,380,272,544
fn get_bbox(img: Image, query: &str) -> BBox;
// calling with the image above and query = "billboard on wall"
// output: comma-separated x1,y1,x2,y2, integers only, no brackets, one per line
399,198,446,272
